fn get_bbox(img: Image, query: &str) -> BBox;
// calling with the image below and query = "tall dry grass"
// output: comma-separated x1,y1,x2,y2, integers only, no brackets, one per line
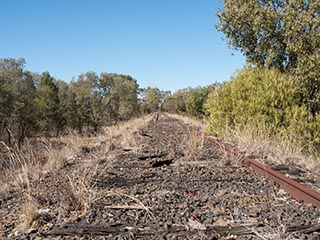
164,113,207,161
183,128,205,161
0,115,153,232
166,113,319,170
222,123,320,170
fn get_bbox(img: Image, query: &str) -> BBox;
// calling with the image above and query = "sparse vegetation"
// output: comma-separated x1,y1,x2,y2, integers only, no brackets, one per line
183,128,205,161
0,114,151,233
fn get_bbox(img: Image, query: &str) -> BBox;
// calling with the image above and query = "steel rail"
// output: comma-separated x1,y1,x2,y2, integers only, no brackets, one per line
206,136,320,209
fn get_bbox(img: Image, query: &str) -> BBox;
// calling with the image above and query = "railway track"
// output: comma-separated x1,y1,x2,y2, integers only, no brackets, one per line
206,136,320,209
2,115,320,239
170,114,320,210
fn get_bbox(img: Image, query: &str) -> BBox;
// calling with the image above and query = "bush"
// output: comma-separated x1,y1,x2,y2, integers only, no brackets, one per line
185,86,211,118
205,67,320,149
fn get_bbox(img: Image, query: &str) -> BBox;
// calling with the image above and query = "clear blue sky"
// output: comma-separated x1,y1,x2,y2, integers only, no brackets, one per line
1,0,245,92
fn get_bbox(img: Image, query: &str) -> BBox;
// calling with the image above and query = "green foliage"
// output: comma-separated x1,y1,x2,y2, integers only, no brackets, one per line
215,0,320,150
295,54,320,116
66,72,140,133
205,67,320,148
217,0,320,71
0,58,37,145
185,86,212,118
162,89,188,114
163,86,214,118
68,72,99,133
0,58,141,144
99,73,139,122
110,74,139,121
139,87,163,114
34,72,62,134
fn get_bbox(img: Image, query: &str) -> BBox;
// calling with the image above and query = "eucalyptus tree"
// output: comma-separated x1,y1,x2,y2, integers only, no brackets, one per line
185,86,212,118
139,87,162,114
68,72,100,133
0,58,36,145
34,72,62,135
100,73,139,121
217,0,320,115
218,0,320,70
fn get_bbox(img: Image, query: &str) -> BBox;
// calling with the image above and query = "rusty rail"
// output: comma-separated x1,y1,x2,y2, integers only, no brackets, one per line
206,136,320,209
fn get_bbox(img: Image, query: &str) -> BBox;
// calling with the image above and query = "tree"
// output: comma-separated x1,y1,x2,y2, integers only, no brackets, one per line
0,58,37,146
107,74,139,121
55,80,70,131
162,89,189,114
34,72,62,135
217,0,320,117
185,86,213,118
205,67,320,148
67,72,139,133
68,72,100,133
217,0,320,71
0,58,142,141
139,87,162,114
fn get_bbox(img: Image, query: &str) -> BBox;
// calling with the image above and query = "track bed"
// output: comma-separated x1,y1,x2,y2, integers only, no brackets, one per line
1,116,320,239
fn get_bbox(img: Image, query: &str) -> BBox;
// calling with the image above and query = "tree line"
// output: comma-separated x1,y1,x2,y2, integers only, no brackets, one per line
0,58,213,147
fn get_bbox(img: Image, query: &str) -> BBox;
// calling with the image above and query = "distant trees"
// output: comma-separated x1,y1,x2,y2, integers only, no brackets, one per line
0,58,140,146
59,72,139,134
162,85,214,118
185,86,214,117
109,74,139,121
0,57,215,147
139,87,171,114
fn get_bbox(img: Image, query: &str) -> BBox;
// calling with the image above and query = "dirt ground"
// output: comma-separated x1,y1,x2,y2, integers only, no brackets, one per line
1,115,320,239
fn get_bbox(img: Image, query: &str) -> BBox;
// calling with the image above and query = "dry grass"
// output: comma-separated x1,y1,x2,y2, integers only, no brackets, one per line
101,115,152,151
103,190,155,220
0,115,152,191
165,113,206,131
0,141,40,193
42,136,86,172
164,113,206,161
18,200,40,230
222,124,320,170
163,113,320,170
0,115,153,233
59,115,152,213
245,225,299,240
183,128,205,161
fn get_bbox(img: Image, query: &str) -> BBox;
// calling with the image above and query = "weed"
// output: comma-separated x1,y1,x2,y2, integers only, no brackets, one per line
183,127,205,161
222,123,320,170
18,198,40,231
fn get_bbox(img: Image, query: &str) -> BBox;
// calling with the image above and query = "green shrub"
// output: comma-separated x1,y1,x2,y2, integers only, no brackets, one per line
185,86,211,118
205,67,320,149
